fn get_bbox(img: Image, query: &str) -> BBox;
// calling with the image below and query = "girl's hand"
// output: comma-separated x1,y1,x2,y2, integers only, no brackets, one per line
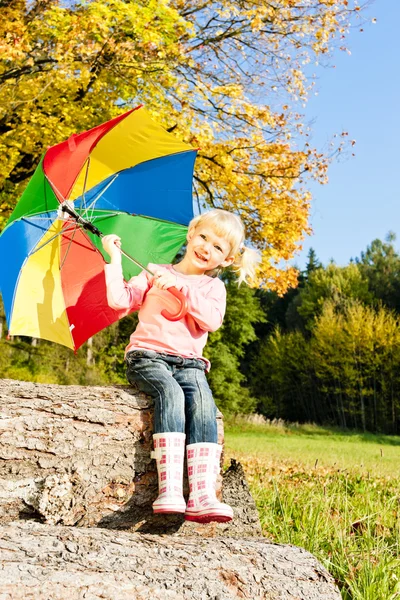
152,268,179,290
102,234,122,264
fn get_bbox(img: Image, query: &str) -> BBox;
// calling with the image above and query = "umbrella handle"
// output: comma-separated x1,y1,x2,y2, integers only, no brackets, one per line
162,287,188,321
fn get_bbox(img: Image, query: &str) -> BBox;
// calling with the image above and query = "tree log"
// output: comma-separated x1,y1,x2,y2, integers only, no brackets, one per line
0,521,341,599
0,379,260,537
0,378,342,599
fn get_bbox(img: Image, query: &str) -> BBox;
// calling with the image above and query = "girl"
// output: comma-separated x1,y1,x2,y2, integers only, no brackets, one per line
102,209,259,523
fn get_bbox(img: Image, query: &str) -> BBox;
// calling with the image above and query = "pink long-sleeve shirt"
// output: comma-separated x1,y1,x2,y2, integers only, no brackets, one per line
104,263,226,370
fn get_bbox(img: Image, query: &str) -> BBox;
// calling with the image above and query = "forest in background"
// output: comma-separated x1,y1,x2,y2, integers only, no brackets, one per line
1,233,400,435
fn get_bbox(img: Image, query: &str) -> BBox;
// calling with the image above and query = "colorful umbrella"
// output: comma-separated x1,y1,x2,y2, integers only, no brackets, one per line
0,106,197,351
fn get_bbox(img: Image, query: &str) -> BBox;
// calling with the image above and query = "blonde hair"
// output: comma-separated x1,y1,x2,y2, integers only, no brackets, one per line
188,209,260,285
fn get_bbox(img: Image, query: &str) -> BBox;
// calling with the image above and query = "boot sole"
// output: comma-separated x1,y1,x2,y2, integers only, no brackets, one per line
184,512,233,523
153,507,186,514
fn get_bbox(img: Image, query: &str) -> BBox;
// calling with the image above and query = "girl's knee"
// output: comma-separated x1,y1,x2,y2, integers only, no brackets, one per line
191,388,217,418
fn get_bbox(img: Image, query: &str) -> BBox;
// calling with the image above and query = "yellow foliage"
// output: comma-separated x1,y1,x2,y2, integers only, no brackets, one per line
0,0,361,293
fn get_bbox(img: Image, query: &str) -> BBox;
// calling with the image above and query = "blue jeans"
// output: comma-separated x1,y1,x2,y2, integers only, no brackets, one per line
125,350,218,444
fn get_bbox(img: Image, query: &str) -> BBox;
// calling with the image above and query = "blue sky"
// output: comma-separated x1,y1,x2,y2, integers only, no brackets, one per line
292,0,400,270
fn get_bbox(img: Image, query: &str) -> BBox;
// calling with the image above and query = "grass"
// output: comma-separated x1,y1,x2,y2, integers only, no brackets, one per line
224,417,400,600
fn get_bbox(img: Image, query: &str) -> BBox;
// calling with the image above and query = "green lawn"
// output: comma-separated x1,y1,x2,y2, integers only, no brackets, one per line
224,418,400,600
225,421,400,477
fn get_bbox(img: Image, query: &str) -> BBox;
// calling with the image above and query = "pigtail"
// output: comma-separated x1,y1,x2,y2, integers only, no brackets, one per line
232,246,261,286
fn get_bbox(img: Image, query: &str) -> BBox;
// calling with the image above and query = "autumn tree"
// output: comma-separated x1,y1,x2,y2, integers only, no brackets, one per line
1,0,366,293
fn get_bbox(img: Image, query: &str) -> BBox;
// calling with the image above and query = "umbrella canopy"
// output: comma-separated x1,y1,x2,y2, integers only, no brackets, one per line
0,106,197,350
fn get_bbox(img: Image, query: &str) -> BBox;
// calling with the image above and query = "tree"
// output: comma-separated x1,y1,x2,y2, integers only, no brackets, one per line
250,327,317,422
312,300,370,431
248,299,400,433
312,300,400,433
282,249,320,330
356,234,400,313
0,0,190,222
305,248,322,276
1,0,366,293
204,276,265,413
286,263,372,331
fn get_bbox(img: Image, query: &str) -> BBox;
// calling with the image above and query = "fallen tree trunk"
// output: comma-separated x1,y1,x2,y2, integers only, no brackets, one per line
0,378,160,526
0,378,342,599
0,521,341,600
0,378,259,537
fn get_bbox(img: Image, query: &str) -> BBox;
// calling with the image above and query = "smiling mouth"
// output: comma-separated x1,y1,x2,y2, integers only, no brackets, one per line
195,251,208,262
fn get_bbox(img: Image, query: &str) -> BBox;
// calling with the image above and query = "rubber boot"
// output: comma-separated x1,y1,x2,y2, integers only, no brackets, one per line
151,432,186,514
184,442,233,523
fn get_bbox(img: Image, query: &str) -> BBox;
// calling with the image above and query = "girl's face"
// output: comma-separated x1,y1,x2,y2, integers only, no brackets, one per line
185,225,234,274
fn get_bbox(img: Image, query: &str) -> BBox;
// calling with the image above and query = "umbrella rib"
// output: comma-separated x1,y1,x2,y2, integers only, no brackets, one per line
80,157,90,216
59,223,79,271
90,211,122,220
75,156,120,223
47,166,120,224
79,174,119,222
46,174,67,204
28,223,78,256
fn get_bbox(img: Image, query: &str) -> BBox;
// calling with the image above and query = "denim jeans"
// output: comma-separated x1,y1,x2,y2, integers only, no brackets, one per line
125,349,217,444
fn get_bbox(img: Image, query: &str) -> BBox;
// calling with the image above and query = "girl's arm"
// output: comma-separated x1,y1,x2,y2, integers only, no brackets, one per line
104,264,151,311
180,279,227,332
102,234,151,310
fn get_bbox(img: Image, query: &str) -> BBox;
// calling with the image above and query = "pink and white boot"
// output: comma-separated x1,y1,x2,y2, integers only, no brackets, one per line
151,432,186,514
184,442,233,523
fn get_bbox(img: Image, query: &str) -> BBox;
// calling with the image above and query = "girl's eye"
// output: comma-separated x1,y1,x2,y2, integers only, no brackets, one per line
200,234,206,240
215,245,223,252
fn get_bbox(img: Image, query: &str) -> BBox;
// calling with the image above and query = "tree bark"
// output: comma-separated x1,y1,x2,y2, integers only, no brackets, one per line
0,378,158,527
0,521,341,600
0,379,253,537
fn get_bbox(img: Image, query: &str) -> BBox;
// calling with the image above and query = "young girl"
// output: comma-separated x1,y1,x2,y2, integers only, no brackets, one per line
102,209,259,523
